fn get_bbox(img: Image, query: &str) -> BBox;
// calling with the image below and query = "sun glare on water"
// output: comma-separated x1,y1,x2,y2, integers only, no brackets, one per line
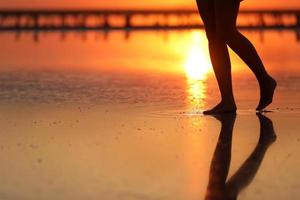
184,31,212,110
184,31,212,81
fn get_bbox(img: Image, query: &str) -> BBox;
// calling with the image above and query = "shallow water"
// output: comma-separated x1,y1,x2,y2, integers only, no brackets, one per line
0,30,299,200
0,30,300,110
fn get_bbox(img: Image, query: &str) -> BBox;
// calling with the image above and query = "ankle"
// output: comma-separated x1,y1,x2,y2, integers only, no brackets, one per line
221,99,236,107
259,74,273,84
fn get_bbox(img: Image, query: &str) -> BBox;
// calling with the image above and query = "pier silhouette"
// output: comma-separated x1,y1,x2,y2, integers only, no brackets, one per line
0,9,300,31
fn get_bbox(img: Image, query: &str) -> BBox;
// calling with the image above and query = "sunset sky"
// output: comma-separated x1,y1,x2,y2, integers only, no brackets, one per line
1,0,300,9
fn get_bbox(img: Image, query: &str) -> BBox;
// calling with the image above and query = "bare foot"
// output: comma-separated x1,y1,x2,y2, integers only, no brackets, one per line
256,76,277,111
203,102,237,115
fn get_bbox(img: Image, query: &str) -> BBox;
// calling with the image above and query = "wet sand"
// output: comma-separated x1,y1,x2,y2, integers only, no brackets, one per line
0,102,299,200
0,70,299,200
0,30,300,199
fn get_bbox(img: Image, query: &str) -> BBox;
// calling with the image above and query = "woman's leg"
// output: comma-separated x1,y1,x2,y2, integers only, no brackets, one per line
196,0,237,114
214,0,277,111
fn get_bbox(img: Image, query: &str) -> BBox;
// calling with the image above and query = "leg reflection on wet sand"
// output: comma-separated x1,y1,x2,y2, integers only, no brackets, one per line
205,114,277,200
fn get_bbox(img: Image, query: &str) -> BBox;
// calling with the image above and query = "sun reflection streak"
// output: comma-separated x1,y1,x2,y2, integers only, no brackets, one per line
184,31,212,110
181,33,213,197
186,79,207,110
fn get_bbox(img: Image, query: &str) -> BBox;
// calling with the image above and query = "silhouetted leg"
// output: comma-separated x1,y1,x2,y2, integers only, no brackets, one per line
205,114,236,200
196,0,237,115
225,114,276,198
214,0,277,111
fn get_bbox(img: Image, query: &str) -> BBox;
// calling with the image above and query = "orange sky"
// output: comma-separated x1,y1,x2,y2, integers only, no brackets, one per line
1,0,300,9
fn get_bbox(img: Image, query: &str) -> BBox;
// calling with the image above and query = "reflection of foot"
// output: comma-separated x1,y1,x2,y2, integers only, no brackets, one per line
203,102,237,115
212,113,237,123
257,113,277,146
212,113,237,131
256,77,277,111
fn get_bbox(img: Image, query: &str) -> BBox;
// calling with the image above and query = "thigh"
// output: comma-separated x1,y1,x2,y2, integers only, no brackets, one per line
214,0,240,31
196,0,217,37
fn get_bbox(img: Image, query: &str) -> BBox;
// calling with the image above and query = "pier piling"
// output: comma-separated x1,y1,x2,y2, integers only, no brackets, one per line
125,14,132,29
297,14,300,27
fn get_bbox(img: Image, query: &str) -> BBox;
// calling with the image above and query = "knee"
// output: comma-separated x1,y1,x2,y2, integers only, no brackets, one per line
216,26,239,44
204,26,240,45
205,28,219,44
204,27,237,45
